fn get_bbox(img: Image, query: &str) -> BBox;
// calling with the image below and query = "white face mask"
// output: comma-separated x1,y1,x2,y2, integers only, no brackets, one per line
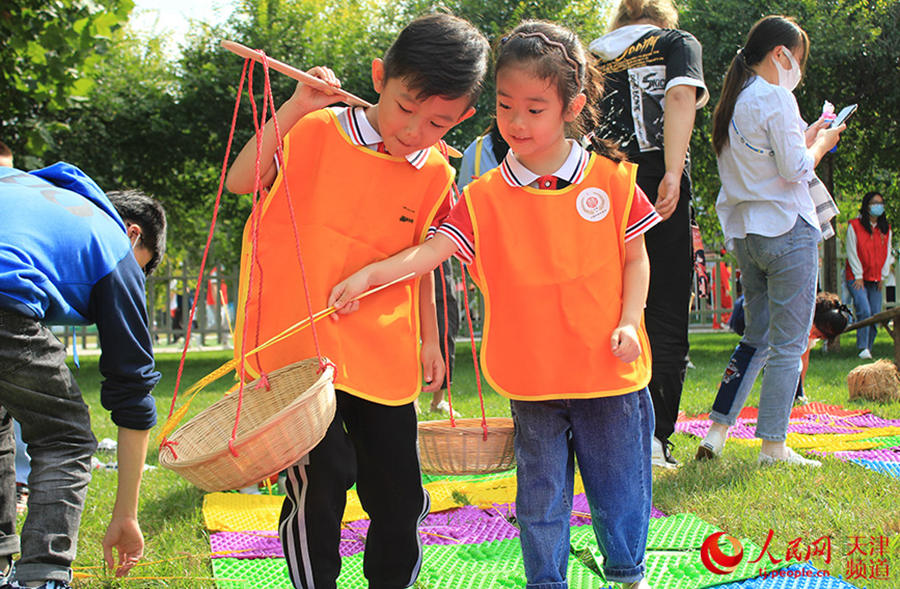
772,46,801,91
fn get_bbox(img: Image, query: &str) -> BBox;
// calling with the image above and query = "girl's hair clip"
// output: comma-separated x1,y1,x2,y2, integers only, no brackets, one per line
504,31,582,83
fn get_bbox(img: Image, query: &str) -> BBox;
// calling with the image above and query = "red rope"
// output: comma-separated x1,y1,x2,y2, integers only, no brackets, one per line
246,61,268,376
260,53,327,371
446,178,488,440
163,58,248,435
437,261,454,427
460,261,488,441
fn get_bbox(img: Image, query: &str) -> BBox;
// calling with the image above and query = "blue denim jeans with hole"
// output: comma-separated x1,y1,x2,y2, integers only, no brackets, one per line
845,279,882,351
711,219,818,441
0,308,97,584
510,388,653,587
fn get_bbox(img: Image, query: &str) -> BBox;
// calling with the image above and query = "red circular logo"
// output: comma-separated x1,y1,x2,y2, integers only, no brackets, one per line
585,196,599,208
700,532,744,574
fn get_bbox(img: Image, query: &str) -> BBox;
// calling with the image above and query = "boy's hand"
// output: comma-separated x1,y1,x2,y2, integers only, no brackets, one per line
328,271,370,319
102,515,144,577
610,324,641,363
420,340,446,393
289,66,344,112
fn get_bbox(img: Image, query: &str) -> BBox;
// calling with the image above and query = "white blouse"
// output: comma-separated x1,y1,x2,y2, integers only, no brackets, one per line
715,76,819,248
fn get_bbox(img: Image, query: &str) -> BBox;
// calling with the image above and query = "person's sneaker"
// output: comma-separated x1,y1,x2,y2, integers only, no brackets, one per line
620,579,651,589
651,437,678,468
758,447,822,467
696,427,726,461
14,485,27,516
793,393,810,405
859,348,873,359
430,400,463,418
0,558,13,589
15,581,72,589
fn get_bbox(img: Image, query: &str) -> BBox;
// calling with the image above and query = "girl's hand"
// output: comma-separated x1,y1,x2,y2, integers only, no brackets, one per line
420,340,446,393
328,271,370,319
610,324,641,363
805,116,831,147
288,66,343,112
816,123,846,152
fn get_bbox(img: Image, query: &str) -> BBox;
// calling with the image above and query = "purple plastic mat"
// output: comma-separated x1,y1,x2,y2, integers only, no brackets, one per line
677,414,873,439
210,530,282,559
339,505,521,557
810,447,900,462
493,493,665,526
836,414,900,428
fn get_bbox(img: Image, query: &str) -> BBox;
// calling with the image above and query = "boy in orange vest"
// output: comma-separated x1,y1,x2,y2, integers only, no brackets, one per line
225,14,489,589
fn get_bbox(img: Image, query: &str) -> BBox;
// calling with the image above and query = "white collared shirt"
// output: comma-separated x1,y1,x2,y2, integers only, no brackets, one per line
332,106,431,169
436,141,660,263
715,76,819,247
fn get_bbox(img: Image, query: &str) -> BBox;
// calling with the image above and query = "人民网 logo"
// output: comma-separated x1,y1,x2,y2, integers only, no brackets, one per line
700,532,745,575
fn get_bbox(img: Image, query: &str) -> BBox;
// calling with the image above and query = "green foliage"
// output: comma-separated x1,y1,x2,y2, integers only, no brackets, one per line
682,0,900,249
0,0,133,163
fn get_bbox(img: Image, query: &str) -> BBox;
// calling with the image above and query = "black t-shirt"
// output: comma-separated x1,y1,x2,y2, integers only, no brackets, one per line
592,28,706,181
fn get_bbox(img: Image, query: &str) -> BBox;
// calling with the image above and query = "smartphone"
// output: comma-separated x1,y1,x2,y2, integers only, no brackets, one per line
830,104,857,128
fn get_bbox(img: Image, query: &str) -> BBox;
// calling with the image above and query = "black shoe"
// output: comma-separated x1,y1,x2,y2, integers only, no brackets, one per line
662,439,679,466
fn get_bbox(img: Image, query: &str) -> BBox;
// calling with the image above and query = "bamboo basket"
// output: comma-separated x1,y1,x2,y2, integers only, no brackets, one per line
159,358,335,491
418,417,516,475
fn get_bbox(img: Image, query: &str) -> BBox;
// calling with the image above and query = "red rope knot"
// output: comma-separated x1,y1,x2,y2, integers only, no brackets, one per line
318,358,336,376
228,438,239,457
160,439,179,461
254,373,271,391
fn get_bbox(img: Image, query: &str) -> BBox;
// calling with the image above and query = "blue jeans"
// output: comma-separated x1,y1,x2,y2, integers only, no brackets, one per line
711,219,818,441
846,279,882,351
510,389,653,587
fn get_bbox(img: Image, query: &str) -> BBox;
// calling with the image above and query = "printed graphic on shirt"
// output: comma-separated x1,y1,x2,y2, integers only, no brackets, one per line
593,29,705,172
576,188,611,222
628,65,666,152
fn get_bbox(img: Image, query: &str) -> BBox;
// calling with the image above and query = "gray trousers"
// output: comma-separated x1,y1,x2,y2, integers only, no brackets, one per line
0,308,97,584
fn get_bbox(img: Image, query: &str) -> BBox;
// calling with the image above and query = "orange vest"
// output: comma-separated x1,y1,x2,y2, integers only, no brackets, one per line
844,217,890,282
466,154,651,400
233,109,454,405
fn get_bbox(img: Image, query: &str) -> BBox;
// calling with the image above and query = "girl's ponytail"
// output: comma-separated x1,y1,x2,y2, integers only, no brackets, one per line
711,15,809,155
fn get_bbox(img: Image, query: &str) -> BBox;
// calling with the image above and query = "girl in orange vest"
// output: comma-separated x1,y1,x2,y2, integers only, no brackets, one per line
330,20,660,589
845,190,893,359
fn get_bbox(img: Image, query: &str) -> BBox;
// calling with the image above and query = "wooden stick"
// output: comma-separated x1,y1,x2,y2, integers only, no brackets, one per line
221,40,373,108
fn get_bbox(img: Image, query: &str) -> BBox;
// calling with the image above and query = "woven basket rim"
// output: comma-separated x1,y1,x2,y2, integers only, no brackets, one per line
160,359,333,468
418,417,514,433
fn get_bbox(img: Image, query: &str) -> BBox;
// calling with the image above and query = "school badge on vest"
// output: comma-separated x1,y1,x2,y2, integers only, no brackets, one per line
575,187,610,222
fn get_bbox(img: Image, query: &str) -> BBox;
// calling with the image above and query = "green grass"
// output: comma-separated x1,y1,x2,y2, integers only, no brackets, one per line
59,332,900,587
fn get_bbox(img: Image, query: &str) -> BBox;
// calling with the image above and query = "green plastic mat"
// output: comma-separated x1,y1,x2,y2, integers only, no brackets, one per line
571,513,720,553
857,434,900,448
571,516,789,589
421,469,518,485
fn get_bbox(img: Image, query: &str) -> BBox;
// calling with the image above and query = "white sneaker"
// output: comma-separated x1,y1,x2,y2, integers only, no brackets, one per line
758,447,822,467
696,426,726,461
859,348,873,359
431,400,463,418
651,436,677,469
621,579,651,589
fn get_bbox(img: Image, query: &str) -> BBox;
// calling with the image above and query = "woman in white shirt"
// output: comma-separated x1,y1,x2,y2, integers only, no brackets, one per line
845,191,893,359
695,15,844,466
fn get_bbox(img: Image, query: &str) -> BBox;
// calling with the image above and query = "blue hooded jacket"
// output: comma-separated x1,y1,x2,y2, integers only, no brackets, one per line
0,163,158,430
